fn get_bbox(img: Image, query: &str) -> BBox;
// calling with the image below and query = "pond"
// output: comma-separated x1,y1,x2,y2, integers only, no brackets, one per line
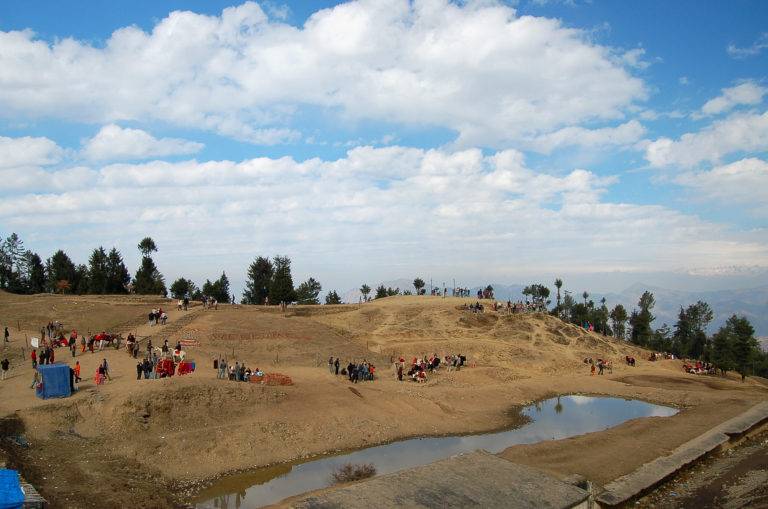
192,395,677,508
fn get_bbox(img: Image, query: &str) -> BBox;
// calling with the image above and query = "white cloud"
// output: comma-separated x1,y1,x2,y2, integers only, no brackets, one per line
81,124,204,161
679,76,690,86
645,111,768,168
0,135,63,169
621,48,650,70
0,1,646,147
2,146,765,279
524,120,645,154
727,33,768,59
698,81,766,117
676,158,768,214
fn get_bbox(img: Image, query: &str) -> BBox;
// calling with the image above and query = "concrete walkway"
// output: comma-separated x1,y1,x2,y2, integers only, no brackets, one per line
598,400,768,506
291,451,590,509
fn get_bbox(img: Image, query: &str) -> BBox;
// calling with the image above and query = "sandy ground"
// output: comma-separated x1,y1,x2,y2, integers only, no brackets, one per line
1,293,767,508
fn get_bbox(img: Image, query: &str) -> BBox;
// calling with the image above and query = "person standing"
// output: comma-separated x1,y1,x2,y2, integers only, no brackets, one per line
1,358,9,380
136,361,143,380
334,357,340,375
31,349,37,369
102,359,111,381
74,361,81,382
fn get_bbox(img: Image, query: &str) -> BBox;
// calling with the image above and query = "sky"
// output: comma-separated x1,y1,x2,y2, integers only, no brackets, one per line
0,0,767,298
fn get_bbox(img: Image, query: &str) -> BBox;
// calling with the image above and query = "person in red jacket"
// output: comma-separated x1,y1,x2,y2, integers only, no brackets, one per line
31,349,37,369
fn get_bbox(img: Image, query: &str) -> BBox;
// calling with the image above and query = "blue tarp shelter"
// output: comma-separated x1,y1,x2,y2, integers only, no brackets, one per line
0,469,24,509
35,363,71,399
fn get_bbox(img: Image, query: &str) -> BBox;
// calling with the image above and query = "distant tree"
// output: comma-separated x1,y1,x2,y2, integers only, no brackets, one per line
133,238,165,295
133,256,166,295
269,255,295,303
554,278,563,312
46,250,76,293
413,278,425,296
88,247,109,294
72,264,89,294
203,272,231,303
652,323,673,352
729,315,758,381
24,251,46,294
374,284,388,299
711,326,734,375
387,287,401,297
561,293,575,322
673,301,713,358
325,290,342,305
596,298,610,334
609,304,628,340
137,237,157,257
630,291,655,347
215,272,231,303
242,256,274,305
170,278,197,299
523,284,550,306
360,284,371,301
582,291,589,306
105,248,130,293
1,233,27,292
296,277,322,304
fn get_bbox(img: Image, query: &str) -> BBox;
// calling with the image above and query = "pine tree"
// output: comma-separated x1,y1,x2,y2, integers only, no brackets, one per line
711,327,734,375
2,233,27,292
133,238,165,295
73,264,89,294
360,284,371,301
413,278,425,295
105,248,130,293
242,256,274,304
133,256,166,295
630,291,655,346
170,278,197,299
46,250,77,293
296,277,322,304
215,272,231,303
375,284,388,299
609,304,628,339
730,315,758,381
269,256,295,304
88,247,109,294
24,251,46,294
325,290,342,304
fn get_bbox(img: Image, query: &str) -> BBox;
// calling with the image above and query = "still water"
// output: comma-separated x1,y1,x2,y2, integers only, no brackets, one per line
193,395,677,508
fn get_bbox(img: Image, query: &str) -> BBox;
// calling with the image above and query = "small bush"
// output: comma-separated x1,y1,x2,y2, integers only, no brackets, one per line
331,462,377,484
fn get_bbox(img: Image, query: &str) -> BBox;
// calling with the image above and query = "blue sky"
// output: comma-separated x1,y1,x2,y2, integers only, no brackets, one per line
0,0,766,297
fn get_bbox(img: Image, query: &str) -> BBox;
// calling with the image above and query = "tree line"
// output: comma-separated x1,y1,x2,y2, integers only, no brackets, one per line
549,279,766,380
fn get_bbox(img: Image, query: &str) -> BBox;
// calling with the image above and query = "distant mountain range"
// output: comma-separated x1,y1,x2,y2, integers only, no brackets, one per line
342,280,768,336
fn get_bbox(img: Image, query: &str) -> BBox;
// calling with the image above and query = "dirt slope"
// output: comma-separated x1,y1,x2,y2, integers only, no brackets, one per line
0,294,765,508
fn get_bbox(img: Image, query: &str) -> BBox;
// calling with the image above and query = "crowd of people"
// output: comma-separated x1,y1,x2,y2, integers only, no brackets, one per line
148,308,168,326
683,360,715,375
216,358,263,381
326,357,377,383
463,300,547,314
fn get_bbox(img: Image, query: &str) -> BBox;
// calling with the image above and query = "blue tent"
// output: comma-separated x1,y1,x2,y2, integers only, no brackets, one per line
0,470,24,509
35,363,71,399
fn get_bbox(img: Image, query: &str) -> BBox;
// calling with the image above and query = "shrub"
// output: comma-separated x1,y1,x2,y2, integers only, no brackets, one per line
331,462,376,484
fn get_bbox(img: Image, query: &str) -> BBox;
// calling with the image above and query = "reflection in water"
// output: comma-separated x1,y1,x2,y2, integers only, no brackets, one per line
193,396,677,509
